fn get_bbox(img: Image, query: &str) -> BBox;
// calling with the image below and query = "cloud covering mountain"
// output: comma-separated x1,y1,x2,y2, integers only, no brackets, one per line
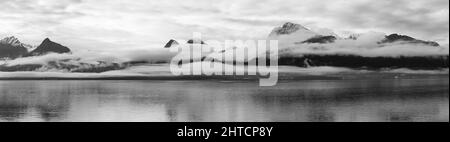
1,21,448,73
270,24,449,57
0,0,448,73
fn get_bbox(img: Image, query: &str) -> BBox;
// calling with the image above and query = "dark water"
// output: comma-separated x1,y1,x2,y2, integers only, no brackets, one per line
0,78,448,122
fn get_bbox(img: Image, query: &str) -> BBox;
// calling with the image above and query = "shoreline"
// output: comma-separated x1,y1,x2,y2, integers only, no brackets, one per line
0,74,447,81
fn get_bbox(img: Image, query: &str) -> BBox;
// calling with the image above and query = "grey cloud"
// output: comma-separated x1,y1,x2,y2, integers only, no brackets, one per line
344,1,446,27
222,18,287,26
218,0,448,43
0,0,85,27
0,0,82,14
315,0,448,42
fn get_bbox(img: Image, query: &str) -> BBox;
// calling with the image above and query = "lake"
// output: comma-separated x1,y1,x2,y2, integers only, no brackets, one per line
0,78,448,122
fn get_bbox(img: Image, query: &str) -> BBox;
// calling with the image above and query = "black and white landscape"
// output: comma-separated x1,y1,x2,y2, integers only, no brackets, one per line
0,0,448,122
1,23,448,74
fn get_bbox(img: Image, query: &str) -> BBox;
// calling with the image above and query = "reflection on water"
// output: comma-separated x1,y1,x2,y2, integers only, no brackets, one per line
0,78,448,122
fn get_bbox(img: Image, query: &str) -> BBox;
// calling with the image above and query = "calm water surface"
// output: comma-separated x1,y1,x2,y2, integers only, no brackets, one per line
0,78,448,122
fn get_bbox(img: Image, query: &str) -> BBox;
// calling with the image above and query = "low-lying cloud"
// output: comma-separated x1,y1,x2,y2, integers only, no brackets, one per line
0,49,175,66
281,32,449,57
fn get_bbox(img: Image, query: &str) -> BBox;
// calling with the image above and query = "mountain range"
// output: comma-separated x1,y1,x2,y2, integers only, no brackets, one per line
0,37,71,59
269,22,448,69
269,22,441,46
1,22,449,73
0,37,124,72
165,22,448,70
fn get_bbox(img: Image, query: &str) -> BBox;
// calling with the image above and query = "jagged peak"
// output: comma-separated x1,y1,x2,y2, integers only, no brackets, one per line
1,36,22,46
43,38,52,43
282,22,309,30
0,36,33,50
270,22,311,36
29,38,71,56
164,39,179,48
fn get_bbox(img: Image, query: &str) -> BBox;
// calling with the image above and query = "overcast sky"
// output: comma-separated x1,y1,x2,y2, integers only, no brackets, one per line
0,0,448,52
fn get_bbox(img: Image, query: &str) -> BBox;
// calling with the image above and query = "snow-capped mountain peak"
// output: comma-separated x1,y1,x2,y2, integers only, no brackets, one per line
1,36,22,46
269,22,310,36
0,36,33,50
268,22,319,48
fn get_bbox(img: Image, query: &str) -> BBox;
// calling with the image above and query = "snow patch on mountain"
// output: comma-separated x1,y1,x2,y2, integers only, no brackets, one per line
268,22,319,48
0,36,33,51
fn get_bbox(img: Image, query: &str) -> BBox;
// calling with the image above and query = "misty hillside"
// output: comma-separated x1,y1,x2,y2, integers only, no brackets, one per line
269,22,449,69
165,22,448,70
0,37,125,73
0,37,71,59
